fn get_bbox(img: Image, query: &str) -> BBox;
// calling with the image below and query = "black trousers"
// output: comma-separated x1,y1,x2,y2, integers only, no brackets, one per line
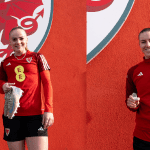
133,136,150,150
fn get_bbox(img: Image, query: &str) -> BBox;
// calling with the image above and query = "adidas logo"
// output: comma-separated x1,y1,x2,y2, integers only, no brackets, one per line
137,72,143,76
38,127,44,131
6,62,11,66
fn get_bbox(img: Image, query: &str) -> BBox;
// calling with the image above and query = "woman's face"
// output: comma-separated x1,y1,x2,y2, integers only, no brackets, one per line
9,29,28,56
139,31,150,59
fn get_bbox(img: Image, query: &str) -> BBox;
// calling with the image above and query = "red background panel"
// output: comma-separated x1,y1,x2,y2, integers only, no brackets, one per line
87,0,150,149
0,0,86,150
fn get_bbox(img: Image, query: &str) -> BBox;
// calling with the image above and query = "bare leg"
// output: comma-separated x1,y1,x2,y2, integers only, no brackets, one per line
7,140,25,150
26,136,48,150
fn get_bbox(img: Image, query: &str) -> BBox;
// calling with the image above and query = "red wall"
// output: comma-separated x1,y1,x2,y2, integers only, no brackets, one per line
0,0,86,150
87,0,150,149
1,0,150,150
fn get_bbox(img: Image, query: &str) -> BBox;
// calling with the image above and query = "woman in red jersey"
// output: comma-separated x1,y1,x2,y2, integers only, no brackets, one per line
0,26,54,150
126,28,150,150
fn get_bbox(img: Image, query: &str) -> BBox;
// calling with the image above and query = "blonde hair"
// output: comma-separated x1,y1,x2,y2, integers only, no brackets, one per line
9,26,28,50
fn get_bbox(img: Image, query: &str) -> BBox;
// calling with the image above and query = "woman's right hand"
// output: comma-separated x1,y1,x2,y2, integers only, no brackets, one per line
2,83,15,93
127,95,140,108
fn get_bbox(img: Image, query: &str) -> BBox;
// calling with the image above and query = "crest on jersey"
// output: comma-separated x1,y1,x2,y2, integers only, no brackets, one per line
0,0,53,63
87,0,135,62
26,57,32,63
5,128,10,136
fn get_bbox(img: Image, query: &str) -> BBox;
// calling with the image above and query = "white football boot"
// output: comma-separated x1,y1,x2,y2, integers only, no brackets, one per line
4,86,23,119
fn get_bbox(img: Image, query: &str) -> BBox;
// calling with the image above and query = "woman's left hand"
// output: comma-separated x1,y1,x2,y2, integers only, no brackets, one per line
42,112,54,129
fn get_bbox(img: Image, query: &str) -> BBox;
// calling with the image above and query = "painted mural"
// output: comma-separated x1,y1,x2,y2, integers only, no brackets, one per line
0,0,53,62
1,0,150,149
87,0,134,62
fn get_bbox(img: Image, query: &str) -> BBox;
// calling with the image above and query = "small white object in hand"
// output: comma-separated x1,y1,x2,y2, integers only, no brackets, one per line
132,93,140,101
132,93,140,107
4,86,23,119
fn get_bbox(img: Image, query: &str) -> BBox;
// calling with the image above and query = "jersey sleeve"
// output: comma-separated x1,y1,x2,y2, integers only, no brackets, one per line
40,70,53,113
0,61,7,94
126,65,139,112
37,53,50,72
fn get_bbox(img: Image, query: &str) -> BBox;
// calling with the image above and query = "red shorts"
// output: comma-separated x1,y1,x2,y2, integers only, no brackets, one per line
3,115,48,142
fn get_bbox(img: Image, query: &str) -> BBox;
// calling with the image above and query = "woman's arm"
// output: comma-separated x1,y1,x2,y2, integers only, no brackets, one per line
40,70,53,113
40,70,54,128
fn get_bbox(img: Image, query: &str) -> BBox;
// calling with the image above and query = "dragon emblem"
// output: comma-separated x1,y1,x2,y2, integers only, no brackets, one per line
0,0,44,59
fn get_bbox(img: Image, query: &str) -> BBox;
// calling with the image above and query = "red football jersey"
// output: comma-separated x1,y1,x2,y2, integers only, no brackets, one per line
126,58,150,142
0,50,52,116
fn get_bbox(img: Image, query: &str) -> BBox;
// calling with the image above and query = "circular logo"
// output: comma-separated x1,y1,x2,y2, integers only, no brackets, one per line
15,65,25,82
0,0,53,63
86,0,134,62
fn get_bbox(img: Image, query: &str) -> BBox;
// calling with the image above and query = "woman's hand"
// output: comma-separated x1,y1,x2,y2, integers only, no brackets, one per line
127,95,140,108
42,112,54,129
2,83,15,93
